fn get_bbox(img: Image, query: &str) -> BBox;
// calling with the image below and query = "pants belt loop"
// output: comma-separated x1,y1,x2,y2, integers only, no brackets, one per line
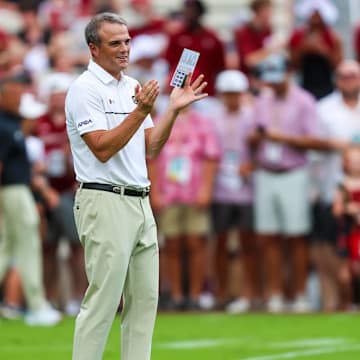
79,182,84,190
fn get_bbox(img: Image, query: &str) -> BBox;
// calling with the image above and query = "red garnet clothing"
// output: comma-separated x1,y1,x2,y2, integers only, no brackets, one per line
164,25,225,96
234,23,272,75
35,114,76,192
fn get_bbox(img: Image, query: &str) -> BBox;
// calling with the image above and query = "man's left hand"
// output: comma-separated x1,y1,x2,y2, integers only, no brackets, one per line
169,73,208,112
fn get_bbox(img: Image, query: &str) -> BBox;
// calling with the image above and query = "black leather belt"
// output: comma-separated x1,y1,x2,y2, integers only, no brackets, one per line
81,183,150,197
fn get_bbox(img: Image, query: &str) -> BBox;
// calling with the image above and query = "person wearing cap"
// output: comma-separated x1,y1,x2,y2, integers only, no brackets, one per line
249,53,338,313
288,0,343,99
127,34,168,93
0,72,62,325
34,75,88,317
210,70,261,312
310,60,360,311
163,0,225,96
65,12,208,360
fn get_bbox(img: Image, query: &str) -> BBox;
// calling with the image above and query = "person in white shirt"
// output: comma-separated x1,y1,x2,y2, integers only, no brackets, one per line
65,12,208,360
310,59,360,311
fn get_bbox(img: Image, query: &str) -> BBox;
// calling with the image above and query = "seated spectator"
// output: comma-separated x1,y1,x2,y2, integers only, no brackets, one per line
289,0,342,99
210,70,260,312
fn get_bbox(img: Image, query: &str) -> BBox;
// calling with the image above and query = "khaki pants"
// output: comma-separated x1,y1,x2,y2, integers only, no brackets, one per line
0,185,47,310
72,188,159,360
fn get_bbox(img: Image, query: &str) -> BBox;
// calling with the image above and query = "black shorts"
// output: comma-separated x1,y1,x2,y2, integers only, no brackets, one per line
310,201,337,245
211,202,254,234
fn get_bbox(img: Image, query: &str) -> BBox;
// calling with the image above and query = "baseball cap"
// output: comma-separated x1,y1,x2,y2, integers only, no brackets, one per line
0,70,32,87
258,53,288,84
130,35,163,63
19,93,47,119
295,0,338,25
215,70,249,93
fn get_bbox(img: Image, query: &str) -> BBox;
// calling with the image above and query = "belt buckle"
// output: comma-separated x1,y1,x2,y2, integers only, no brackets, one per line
112,186,122,194
141,187,149,198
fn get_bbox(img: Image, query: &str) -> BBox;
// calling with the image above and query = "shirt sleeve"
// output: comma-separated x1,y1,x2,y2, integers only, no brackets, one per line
201,117,222,160
300,95,321,137
65,81,108,136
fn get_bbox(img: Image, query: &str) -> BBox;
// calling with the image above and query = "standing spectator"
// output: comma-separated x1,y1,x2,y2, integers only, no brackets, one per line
163,0,225,97
233,0,278,79
289,0,342,100
35,75,87,316
210,70,260,312
354,23,360,63
311,59,360,311
249,54,330,312
122,0,166,39
150,105,221,310
333,145,360,310
0,71,61,325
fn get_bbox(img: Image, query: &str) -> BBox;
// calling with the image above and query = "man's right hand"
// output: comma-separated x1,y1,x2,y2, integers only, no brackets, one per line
135,80,160,115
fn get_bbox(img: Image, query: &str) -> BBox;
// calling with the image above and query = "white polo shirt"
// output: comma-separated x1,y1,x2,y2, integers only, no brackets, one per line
65,60,153,187
310,91,360,203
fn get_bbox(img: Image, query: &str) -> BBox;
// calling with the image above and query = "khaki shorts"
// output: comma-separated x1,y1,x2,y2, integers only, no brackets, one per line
158,204,210,237
254,167,311,236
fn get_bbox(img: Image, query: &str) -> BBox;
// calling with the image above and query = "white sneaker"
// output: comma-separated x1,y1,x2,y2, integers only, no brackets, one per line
65,299,81,317
0,304,23,320
267,294,285,313
198,292,216,311
292,295,312,313
25,305,62,326
226,297,251,314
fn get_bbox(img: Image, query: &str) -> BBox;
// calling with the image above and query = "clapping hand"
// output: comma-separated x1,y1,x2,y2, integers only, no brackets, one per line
135,80,160,115
169,73,208,112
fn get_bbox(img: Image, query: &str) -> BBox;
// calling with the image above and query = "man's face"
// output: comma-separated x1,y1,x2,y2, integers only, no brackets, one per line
256,5,272,28
90,22,131,78
220,92,241,111
336,67,360,98
0,81,25,114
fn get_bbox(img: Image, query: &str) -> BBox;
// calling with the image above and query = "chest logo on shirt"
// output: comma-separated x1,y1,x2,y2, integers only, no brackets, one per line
108,99,115,104
132,95,138,104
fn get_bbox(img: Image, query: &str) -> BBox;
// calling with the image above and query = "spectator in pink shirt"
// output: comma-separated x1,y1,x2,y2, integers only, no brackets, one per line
149,105,221,310
210,70,261,312
249,53,333,312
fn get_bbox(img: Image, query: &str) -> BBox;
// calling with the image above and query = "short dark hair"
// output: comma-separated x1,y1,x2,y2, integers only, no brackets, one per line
184,0,207,16
251,0,272,13
85,12,128,46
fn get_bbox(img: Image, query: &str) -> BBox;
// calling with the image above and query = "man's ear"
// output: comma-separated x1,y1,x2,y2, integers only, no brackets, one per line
89,43,98,57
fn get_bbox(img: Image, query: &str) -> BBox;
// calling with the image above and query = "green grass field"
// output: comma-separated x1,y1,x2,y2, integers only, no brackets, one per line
1,313,360,359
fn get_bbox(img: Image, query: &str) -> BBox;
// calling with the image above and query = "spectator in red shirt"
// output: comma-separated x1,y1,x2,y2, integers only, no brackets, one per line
163,0,225,96
126,0,167,39
234,0,274,76
288,0,343,99
354,24,360,63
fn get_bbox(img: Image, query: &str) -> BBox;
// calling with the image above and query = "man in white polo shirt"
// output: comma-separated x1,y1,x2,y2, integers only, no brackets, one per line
65,12,208,360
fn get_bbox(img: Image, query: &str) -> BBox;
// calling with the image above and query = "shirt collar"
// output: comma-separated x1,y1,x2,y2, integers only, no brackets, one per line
88,59,124,85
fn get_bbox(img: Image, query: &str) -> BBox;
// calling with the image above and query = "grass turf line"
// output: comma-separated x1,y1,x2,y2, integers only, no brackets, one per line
1,313,360,360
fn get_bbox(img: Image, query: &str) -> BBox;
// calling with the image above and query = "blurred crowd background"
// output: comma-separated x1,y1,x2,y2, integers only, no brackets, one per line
1,0,360,322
